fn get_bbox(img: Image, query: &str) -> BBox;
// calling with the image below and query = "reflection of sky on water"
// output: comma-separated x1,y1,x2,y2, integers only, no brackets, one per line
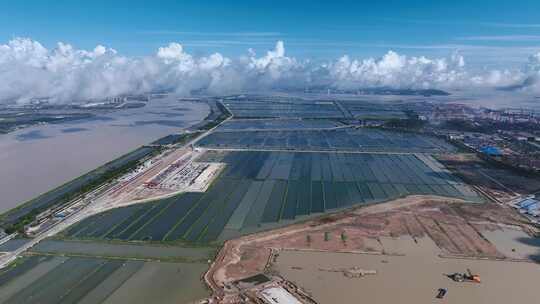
0,96,208,212
15,130,52,141
132,120,187,127
145,111,186,118
432,89,540,110
317,89,540,111
61,127,89,134
64,115,115,124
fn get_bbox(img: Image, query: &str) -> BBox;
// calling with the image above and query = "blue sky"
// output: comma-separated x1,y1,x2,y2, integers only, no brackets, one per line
2,0,540,68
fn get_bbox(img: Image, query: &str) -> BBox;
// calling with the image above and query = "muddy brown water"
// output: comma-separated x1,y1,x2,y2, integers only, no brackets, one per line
0,97,208,213
275,236,540,304
102,261,210,304
0,257,210,304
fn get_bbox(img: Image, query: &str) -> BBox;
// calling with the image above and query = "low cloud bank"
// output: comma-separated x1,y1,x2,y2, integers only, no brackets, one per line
0,37,538,103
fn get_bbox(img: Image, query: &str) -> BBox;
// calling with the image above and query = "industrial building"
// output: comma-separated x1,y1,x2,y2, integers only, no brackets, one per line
514,196,540,217
259,287,303,304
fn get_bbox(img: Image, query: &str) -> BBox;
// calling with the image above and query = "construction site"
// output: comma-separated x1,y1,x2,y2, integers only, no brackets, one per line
222,274,316,304
203,195,540,303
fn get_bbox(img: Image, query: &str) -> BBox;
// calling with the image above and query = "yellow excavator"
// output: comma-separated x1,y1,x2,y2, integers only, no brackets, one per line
448,269,481,283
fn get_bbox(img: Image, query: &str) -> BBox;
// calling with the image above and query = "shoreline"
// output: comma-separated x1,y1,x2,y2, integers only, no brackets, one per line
0,97,211,230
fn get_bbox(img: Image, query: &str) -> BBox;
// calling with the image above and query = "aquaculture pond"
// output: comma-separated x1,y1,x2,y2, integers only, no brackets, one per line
63,151,479,244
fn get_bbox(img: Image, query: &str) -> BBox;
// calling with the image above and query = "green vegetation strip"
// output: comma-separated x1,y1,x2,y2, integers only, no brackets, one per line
25,251,209,264
1,147,158,233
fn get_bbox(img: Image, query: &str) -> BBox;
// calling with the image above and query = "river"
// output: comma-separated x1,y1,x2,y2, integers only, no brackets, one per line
0,96,208,213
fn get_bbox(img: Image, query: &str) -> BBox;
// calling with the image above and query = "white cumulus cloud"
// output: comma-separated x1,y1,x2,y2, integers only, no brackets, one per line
0,37,539,104
328,51,469,89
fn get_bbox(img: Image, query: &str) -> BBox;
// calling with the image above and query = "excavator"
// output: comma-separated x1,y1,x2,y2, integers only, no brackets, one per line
447,269,481,283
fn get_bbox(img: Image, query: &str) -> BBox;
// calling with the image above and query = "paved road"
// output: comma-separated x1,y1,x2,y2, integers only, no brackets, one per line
210,125,353,133
194,146,435,155
0,203,96,268
0,233,17,248
0,110,232,269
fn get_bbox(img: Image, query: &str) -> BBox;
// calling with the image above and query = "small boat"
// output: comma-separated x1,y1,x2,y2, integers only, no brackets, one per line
436,288,447,299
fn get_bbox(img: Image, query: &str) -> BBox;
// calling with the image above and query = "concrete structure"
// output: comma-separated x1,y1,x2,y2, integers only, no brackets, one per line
514,197,540,217
260,287,303,304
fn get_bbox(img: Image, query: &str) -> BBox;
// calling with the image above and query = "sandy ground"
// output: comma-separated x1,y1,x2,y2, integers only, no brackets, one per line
482,228,540,261
274,237,540,304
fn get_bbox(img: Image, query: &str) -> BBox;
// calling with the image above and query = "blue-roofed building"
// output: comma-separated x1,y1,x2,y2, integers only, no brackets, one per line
518,198,538,208
524,203,539,213
515,197,540,217
480,146,503,157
